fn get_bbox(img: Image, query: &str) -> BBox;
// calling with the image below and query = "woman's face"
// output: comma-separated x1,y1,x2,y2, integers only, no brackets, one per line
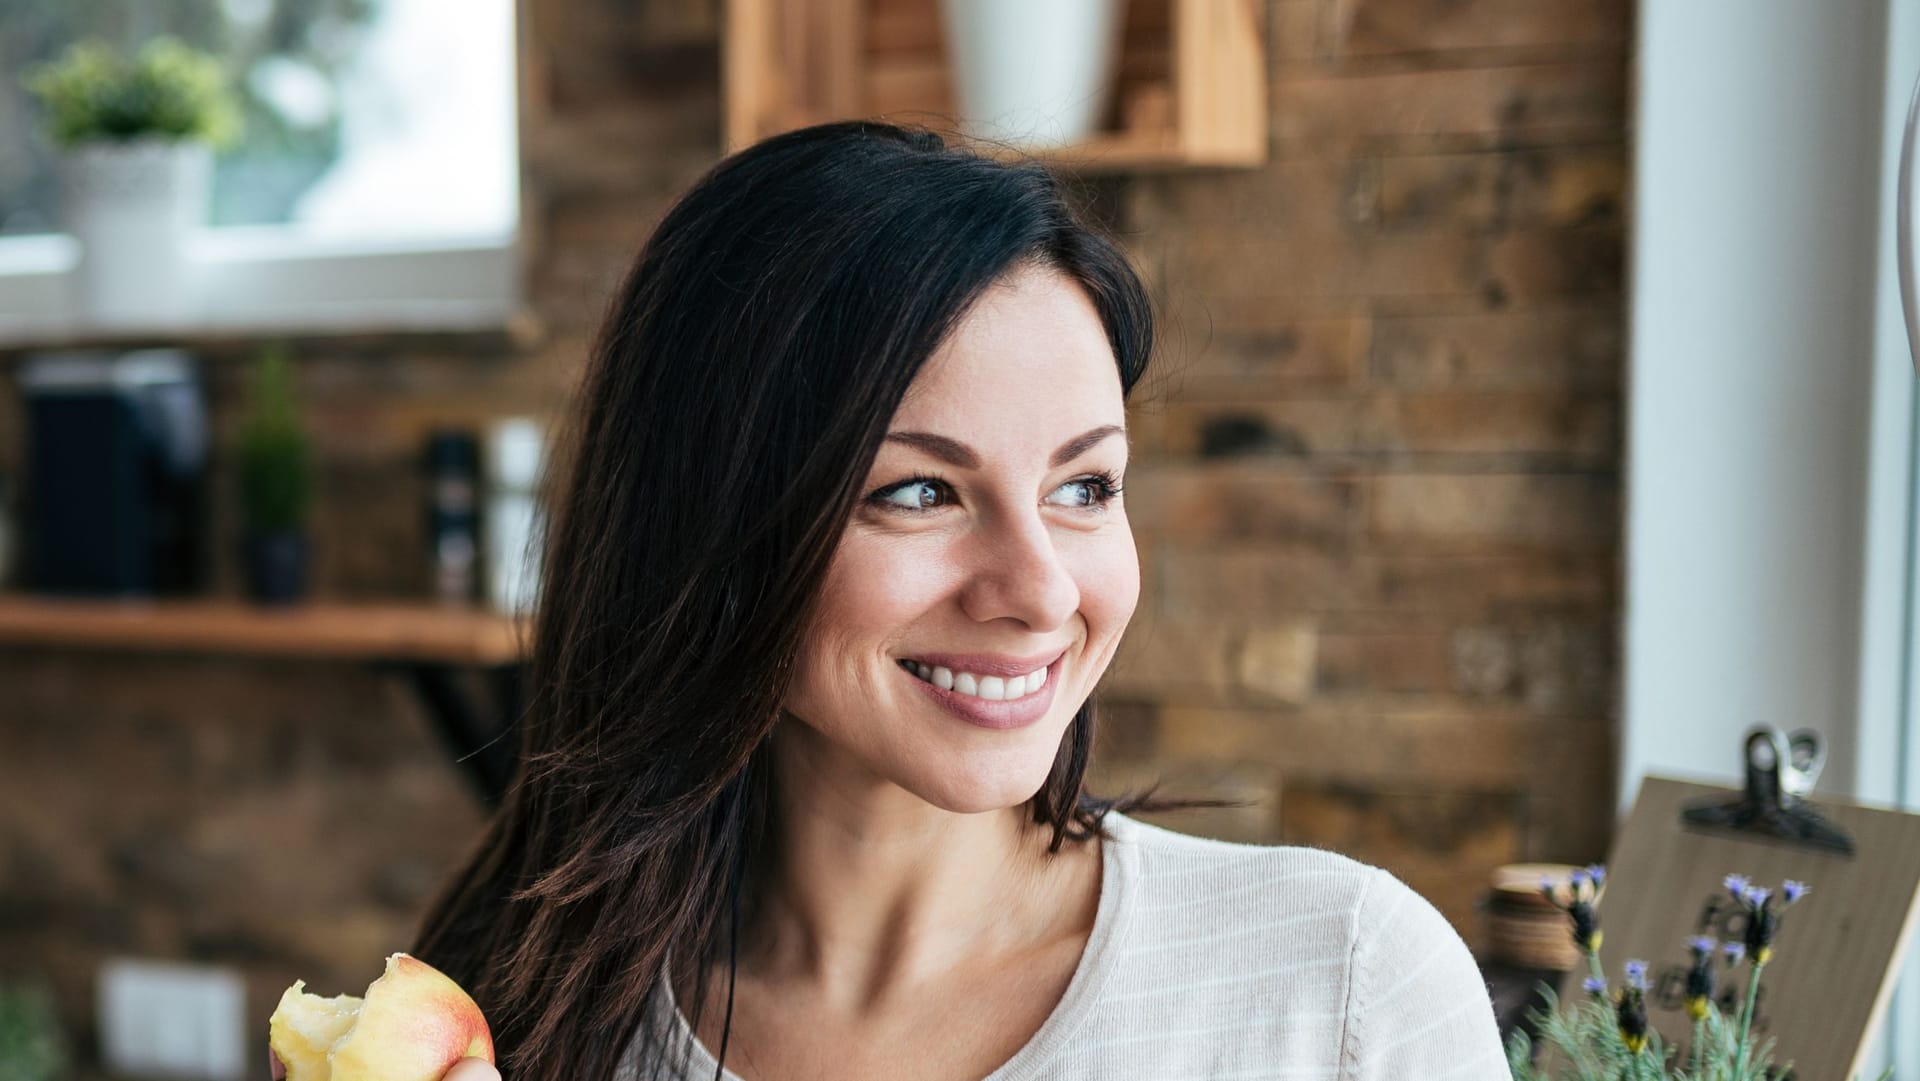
781,263,1140,815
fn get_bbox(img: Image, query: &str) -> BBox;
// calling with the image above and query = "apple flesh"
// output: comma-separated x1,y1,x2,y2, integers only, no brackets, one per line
269,953,494,1081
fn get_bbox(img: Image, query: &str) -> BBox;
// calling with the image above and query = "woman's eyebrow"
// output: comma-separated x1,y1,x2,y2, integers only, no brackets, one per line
883,424,1126,468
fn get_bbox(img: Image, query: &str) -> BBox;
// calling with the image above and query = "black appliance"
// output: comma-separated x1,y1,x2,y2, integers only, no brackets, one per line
19,350,210,596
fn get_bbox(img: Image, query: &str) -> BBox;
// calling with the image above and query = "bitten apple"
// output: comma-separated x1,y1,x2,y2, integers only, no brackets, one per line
269,953,494,1081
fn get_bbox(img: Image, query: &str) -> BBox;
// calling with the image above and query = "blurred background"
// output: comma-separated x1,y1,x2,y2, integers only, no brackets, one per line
0,0,1915,1078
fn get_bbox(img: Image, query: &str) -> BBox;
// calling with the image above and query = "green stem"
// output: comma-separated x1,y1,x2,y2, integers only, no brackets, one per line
1691,1016,1703,1077
1735,960,1766,1080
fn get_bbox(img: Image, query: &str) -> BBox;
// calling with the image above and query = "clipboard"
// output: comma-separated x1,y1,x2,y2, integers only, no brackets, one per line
1584,728,1920,1080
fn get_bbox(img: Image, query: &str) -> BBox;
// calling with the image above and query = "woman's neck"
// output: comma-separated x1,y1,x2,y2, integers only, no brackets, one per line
726,722,1097,1015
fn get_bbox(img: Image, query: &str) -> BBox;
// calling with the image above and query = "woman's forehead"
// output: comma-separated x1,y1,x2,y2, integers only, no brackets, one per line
896,268,1122,418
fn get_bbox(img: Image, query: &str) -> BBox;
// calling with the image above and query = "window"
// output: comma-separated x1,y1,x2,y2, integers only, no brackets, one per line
0,0,519,338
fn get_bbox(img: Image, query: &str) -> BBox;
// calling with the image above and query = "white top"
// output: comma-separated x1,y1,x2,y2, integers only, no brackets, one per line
626,809,1510,1080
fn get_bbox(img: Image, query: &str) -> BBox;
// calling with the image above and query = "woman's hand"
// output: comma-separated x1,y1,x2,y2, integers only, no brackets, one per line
269,1048,500,1081
443,1059,502,1081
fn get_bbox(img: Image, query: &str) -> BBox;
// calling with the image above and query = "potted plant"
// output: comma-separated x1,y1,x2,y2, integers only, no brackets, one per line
1509,867,1893,1080
24,37,239,326
938,0,1127,148
0,979,68,1081
236,346,314,605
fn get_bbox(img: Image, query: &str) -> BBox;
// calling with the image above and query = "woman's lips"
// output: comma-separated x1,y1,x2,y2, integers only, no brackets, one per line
899,654,1062,730
896,649,1065,678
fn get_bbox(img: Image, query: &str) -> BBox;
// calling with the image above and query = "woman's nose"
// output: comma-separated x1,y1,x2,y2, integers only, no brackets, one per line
957,509,1079,631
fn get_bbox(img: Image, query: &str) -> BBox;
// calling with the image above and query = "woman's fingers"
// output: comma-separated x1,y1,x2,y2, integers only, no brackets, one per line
269,1048,496,1081
442,1057,502,1081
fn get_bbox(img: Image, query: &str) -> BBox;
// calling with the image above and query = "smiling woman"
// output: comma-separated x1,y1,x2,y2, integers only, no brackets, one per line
403,121,1508,1081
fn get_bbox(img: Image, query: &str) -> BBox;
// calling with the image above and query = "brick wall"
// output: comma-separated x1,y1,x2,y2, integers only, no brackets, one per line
0,6,733,1070
1095,0,1626,932
0,0,1625,1068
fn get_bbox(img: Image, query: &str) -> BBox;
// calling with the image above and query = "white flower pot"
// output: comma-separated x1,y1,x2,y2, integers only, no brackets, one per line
939,0,1128,149
59,138,211,327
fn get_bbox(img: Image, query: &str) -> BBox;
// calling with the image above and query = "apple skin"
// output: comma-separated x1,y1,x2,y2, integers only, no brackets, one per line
272,953,494,1081
330,954,494,1081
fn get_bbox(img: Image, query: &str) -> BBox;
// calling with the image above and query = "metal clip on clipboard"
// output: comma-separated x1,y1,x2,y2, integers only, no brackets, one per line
1680,725,1857,855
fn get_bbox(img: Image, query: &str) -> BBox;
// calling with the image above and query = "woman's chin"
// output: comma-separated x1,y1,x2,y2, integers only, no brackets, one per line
904,758,1062,817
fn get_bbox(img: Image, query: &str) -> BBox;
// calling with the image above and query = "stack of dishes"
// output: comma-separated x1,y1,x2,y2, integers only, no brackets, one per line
1485,862,1585,971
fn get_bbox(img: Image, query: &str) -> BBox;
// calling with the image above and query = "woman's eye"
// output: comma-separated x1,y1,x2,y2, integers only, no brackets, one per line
875,478,950,511
1047,472,1124,509
868,472,1122,515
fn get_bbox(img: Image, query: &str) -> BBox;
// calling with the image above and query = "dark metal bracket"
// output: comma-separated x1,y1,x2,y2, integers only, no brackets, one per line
393,661,522,809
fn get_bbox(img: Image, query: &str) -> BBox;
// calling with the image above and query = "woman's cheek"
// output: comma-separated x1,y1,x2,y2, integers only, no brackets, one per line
1076,520,1140,629
823,530,957,629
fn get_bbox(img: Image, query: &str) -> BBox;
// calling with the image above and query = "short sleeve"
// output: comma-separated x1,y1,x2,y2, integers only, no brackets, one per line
1338,868,1509,1081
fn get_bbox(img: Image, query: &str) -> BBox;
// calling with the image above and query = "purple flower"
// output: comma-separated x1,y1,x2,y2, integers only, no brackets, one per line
1783,879,1810,904
1624,959,1650,991
1583,975,1608,996
1569,868,1590,890
1744,885,1772,908
1725,873,1751,901
1539,874,1558,893
1687,935,1718,956
1585,864,1606,888
1723,941,1746,964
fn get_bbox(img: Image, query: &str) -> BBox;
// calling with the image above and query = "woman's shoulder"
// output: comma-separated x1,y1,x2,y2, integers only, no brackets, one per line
1106,808,1384,913
1102,809,1476,978
1094,811,1505,1073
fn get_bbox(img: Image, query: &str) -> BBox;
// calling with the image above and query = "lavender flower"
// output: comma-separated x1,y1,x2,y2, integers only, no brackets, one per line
1745,895,1780,965
1511,867,1821,1077
1541,867,1604,953
1686,935,1718,1019
1569,896,1601,952
1724,874,1811,967
1615,981,1649,1054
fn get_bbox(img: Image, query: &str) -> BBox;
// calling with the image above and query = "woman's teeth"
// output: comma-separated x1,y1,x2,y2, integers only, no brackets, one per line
898,659,1049,701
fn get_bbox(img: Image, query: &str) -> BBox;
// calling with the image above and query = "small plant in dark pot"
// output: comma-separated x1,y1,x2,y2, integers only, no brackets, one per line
236,346,313,604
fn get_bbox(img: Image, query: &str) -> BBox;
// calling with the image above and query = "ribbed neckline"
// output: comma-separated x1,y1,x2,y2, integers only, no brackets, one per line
653,810,1137,1081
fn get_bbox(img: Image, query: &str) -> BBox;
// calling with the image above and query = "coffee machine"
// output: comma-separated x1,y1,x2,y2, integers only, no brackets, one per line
18,349,209,596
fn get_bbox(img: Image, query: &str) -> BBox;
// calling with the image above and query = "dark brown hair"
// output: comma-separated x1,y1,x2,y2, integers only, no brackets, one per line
411,120,1238,1081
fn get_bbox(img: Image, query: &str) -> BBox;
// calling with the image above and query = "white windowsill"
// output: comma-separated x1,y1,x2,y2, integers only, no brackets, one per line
0,224,522,349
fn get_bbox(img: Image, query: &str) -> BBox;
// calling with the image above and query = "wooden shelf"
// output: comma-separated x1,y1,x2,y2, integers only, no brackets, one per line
724,0,1267,171
0,310,546,360
0,595,530,667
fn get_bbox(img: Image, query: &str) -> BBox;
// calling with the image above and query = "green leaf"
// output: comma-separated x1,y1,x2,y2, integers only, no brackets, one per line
23,36,240,148
236,346,312,532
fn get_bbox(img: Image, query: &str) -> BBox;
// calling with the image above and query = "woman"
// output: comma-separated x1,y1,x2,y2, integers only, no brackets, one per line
408,121,1508,1080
